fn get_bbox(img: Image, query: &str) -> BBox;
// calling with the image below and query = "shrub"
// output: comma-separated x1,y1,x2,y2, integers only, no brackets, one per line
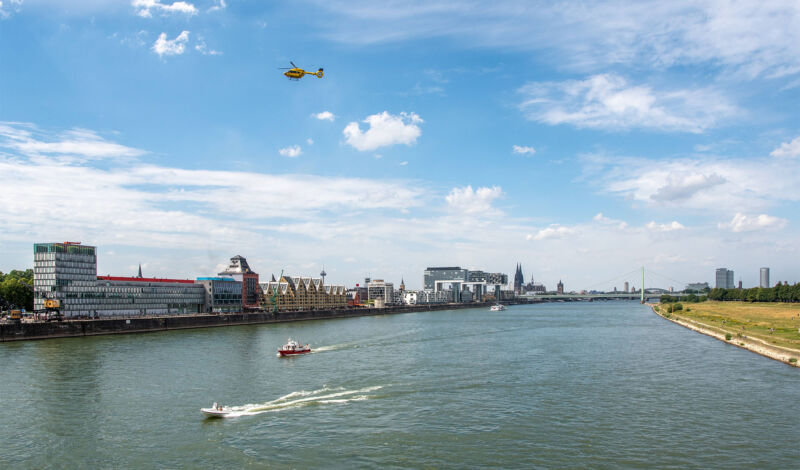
790,358,798,363
685,308,691,312
673,303,683,311
725,333,732,341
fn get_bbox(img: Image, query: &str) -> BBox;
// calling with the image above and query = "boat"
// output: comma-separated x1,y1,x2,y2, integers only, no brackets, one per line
489,304,507,311
278,338,312,357
201,402,232,418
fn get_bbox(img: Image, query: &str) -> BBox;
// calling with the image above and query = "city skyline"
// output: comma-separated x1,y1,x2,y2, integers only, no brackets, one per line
2,1,800,290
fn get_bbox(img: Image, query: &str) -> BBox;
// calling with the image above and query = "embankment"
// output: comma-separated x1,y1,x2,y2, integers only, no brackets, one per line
0,301,522,342
650,304,800,368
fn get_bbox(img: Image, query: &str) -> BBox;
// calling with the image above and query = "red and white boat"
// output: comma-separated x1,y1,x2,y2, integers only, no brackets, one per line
278,339,311,357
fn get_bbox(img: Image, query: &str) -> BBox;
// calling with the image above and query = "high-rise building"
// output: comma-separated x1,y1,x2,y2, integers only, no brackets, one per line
423,267,468,291
624,281,629,293
715,268,735,289
218,255,260,309
760,268,770,288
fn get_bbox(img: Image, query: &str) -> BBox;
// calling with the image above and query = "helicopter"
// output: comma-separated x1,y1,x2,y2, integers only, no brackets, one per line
280,61,324,80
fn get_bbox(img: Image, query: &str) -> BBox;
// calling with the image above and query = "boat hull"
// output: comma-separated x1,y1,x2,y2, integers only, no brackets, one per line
201,408,231,418
278,348,311,357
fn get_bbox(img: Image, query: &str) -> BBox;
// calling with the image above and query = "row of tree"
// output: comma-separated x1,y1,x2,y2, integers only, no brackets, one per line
0,269,34,311
708,282,800,303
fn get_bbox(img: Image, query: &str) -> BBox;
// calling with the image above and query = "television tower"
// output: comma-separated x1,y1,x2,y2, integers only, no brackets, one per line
320,265,327,284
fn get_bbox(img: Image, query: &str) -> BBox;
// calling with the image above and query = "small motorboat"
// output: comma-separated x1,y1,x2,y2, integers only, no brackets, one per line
201,402,232,418
278,338,311,357
489,304,507,311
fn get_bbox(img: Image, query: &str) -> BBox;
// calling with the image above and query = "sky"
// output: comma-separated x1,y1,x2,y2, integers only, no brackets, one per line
1,0,800,291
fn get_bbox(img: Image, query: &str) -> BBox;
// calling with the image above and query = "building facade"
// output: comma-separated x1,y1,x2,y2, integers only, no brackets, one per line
260,275,346,312
367,279,394,304
557,280,564,295
715,268,735,289
33,242,206,317
218,255,260,309
685,282,710,292
760,267,770,288
196,277,242,313
513,264,524,293
424,267,468,291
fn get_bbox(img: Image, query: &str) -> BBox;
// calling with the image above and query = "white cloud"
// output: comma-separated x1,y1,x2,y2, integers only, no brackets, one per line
152,31,190,58
0,0,22,19
195,38,222,56
519,74,737,133
445,185,502,214
133,0,197,18
309,1,800,81
278,145,302,157
593,213,610,222
770,136,800,158
207,0,226,13
719,213,787,233
306,138,314,145
645,221,686,232
512,145,536,155
343,111,422,151
399,161,408,166
590,153,800,214
527,225,576,241
312,111,335,121
0,123,145,161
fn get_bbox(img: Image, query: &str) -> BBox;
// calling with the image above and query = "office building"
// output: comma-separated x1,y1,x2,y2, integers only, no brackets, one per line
33,242,206,317
424,267,468,291
760,268,770,288
685,282,709,292
367,279,395,304
715,268,735,289
624,281,629,293
196,277,242,313
218,255,260,309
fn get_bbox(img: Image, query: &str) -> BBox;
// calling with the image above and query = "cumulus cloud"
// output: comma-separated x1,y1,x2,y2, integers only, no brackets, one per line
770,136,800,158
278,145,302,157
133,0,197,18
195,38,222,56
445,185,502,213
312,111,335,121
512,145,536,155
527,225,576,241
519,74,737,133
645,221,686,232
0,0,22,19
152,31,190,57
718,213,787,233
343,111,422,151
306,138,314,145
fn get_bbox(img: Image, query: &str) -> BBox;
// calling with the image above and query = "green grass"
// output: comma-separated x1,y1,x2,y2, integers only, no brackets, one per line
658,301,800,351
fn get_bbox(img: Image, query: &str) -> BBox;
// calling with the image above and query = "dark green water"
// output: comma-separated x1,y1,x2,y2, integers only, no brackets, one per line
1,302,798,469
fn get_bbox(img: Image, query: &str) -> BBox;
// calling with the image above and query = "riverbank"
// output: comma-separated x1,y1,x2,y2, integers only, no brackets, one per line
650,302,800,368
0,301,519,342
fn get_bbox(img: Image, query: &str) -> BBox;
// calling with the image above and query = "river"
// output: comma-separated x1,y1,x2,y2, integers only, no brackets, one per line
1,302,798,468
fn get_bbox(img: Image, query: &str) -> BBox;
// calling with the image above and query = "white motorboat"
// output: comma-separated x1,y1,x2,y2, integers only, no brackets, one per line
489,304,507,311
201,402,232,418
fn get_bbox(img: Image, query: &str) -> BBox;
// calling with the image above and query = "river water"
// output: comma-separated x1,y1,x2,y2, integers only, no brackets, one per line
1,302,798,469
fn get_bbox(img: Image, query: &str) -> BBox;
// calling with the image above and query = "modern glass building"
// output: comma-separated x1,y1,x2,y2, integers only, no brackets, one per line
423,267,468,291
715,268,735,289
195,277,243,313
217,255,260,309
760,268,770,288
33,242,205,317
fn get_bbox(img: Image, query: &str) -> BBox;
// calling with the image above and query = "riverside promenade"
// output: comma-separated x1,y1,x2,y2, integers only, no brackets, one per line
0,301,524,342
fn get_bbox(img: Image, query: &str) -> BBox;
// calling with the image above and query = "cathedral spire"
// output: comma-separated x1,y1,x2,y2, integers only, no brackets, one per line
137,263,142,278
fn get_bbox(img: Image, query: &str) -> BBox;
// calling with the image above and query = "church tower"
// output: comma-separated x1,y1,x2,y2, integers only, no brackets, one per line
513,263,524,293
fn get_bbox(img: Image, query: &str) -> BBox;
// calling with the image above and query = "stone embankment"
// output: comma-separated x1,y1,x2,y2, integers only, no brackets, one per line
650,304,800,368
0,301,530,342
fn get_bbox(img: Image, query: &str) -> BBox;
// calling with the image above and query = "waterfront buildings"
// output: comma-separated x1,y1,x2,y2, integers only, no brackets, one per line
33,242,205,317
424,267,468,291
715,268,735,289
259,274,346,311
195,277,242,313
760,268,770,288
424,266,508,301
218,255,259,309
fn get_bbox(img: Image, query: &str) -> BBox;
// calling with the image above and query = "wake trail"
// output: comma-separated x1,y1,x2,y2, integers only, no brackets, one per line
221,385,384,418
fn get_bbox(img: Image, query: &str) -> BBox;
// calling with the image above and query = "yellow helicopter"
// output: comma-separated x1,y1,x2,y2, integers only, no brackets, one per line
280,61,324,80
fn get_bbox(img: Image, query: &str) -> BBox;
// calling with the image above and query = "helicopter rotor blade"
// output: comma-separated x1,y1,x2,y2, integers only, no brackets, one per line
290,61,297,68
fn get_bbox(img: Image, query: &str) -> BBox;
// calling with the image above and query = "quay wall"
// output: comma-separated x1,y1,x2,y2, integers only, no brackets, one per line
0,301,529,342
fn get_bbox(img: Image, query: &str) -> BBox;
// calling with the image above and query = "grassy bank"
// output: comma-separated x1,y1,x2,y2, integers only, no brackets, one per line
656,301,800,353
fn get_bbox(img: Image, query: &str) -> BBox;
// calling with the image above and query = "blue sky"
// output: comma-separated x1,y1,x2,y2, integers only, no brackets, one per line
2,0,800,290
